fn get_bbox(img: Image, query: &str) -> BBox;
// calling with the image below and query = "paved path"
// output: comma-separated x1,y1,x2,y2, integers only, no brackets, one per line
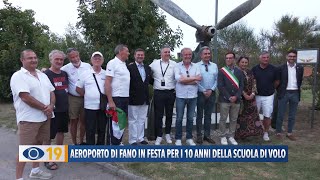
0,128,123,180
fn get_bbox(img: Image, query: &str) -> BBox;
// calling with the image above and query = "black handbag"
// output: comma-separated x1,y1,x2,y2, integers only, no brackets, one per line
93,73,107,111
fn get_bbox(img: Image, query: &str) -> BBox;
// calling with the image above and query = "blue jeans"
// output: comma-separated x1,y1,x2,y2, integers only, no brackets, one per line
175,97,197,140
196,92,216,138
276,91,299,133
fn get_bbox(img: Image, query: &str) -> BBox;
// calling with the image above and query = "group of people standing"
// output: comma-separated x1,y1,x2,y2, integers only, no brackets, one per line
234,50,303,142
10,45,303,179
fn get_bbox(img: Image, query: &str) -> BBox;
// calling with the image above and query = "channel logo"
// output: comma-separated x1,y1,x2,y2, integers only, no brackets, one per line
19,145,68,162
22,147,44,160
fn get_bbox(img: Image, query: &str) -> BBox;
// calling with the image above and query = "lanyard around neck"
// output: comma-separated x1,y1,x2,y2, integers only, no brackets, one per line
160,60,169,77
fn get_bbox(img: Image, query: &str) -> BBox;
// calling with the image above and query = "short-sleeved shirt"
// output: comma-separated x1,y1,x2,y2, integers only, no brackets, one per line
196,61,218,92
10,67,55,124
76,68,106,110
251,64,277,96
105,57,130,97
174,62,200,98
44,69,69,112
61,61,91,96
149,59,176,90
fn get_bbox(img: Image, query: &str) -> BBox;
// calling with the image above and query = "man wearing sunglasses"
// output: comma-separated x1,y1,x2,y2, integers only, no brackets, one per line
61,48,91,145
195,46,218,144
174,47,201,146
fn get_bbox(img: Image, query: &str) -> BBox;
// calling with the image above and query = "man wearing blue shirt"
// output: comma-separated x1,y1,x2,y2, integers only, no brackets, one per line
174,48,201,146
196,46,218,144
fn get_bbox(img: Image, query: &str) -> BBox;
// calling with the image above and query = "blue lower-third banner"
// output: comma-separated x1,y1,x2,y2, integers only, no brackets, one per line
67,145,288,162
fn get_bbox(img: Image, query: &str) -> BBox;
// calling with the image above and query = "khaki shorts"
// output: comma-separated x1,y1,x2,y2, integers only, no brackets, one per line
18,120,50,145
68,95,84,119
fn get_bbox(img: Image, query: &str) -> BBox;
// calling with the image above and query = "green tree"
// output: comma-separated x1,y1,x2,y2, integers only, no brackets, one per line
260,15,320,109
214,22,261,68
259,14,320,65
77,0,183,64
64,24,92,63
0,1,53,101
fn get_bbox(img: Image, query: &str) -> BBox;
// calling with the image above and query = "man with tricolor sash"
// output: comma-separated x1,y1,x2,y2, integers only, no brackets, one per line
217,52,244,145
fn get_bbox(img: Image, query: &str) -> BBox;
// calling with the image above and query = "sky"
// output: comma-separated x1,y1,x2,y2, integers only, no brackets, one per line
0,0,319,53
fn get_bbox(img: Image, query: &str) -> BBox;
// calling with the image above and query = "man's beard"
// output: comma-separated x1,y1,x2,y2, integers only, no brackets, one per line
72,61,81,67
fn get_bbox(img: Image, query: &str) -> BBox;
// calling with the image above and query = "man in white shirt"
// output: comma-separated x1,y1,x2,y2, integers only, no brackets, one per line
174,48,201,146
61,48,91,145
76,51,107,145
149,45,176,145
10,49,55,180
127,48,153,145
275,49,304,141
105,44,130,145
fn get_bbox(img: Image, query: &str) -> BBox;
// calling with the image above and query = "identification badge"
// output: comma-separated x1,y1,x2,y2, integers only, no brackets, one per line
161,79,165,86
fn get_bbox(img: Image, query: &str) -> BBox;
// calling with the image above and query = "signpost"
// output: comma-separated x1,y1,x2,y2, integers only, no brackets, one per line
297,48,319,128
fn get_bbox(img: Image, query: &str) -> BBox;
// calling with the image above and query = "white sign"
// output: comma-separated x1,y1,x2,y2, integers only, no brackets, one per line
297,49,318,64
19,145,67,162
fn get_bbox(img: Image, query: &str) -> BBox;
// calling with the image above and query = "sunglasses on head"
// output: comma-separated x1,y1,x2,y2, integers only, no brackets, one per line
205,64,208,72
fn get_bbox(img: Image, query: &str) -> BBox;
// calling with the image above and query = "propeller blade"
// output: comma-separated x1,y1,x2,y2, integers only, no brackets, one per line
215,0,261,30
150,0,201,29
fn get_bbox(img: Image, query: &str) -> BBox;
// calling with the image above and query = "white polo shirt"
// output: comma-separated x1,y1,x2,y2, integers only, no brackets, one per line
10,67,55,124
61,61,91,96
105,57,130,97
149,59,176,90
76,68,106,110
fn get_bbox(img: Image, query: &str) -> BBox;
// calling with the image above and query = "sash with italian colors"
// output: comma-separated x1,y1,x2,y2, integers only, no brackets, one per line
220,66,239,89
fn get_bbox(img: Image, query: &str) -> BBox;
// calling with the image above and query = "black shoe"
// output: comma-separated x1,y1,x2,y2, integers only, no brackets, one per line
204,137,215,144
79,142,87,145
131,142,138,145
196,136,203,144
139,140,149,145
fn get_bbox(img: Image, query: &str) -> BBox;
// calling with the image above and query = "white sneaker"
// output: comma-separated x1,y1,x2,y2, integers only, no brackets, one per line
155,137,162,145
165,134,172,144
186,139,196,146
269,127,276,132
29,169,52,179
175,139,182,146
221,137,228,145
228,137,238,145
263,132,270,141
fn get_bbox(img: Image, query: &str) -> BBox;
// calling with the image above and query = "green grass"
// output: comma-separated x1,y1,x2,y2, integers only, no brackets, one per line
120,105,320,180
301,89,312,103
1,95,319,180
120,140,320,180
0,103,17,130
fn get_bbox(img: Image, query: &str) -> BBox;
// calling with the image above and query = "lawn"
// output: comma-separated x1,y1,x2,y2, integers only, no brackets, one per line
118,89,320,180
118,106,320,180
0,103,17,130
1,89,319,179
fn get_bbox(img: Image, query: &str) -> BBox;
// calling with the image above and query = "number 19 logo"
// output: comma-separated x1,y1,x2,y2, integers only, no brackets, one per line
46,146,65,161
19,145,68,162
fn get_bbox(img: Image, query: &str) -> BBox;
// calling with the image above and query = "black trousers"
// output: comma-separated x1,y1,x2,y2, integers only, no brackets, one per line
106,97,129,145
153,89,175,137
85,109,106,145
272,92,278,129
